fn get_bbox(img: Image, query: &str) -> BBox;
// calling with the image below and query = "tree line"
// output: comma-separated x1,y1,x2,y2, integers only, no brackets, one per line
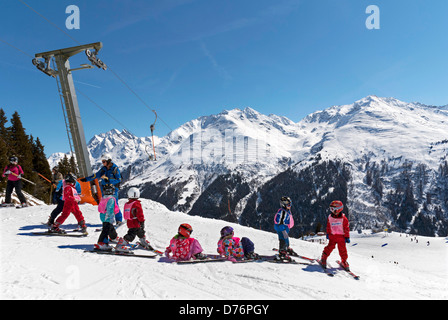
0,108,77,203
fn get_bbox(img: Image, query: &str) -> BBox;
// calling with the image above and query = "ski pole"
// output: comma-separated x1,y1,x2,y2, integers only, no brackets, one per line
8,172,36,185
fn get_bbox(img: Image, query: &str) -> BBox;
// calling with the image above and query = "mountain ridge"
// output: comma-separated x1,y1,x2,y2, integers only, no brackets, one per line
48,96,448,236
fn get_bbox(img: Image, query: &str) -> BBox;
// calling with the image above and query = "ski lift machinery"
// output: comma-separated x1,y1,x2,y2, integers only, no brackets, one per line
33,42,107,205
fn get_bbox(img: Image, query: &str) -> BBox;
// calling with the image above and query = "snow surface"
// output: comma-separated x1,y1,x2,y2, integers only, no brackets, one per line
1,199,447,300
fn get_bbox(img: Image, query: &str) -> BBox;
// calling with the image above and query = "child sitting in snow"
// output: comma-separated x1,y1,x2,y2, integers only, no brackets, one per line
165,223,206,261
217,226,259,261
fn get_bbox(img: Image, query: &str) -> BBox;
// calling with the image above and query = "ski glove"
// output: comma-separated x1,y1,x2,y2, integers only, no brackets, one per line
345,238,350,243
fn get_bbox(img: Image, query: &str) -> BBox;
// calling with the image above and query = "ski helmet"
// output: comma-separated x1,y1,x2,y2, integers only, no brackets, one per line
280,196,292,208
220,226,234,238
127,187,140,199
65,173,77,184
330,200,344,214
102,184,115,196
178,223,193,238
101,154,112,165
9,156,18,164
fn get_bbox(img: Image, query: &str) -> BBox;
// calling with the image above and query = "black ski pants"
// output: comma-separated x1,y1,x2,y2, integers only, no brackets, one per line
123,227,145,242
5,180,27,204
98,222,118,244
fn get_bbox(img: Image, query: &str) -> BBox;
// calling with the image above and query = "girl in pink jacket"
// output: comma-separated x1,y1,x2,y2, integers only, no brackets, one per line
217,226,259,261
165,224,206,261
217,226,244,261
2,156,27,207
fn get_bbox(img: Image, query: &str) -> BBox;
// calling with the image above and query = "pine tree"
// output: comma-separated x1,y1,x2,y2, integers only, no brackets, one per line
8,112,35,194
57,154,71,177
31,136,52,202
69,155,78,176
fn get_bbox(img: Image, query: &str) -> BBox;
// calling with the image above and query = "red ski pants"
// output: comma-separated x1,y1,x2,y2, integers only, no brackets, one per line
322,235,348,262
56,201,84,225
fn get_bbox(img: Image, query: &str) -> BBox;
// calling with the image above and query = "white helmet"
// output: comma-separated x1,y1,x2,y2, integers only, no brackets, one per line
127,187,140,199
101,154,112,164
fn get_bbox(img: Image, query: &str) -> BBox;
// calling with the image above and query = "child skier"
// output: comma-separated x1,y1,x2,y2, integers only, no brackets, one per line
51,173,87,234
274,196,295,260
46,178,82,226
217,226,258,261
320,200,351,270
94,184,121,251
164,224,206,261
115,187,153,252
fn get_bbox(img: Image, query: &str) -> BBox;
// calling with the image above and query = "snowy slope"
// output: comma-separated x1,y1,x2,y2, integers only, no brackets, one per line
1,200,446,300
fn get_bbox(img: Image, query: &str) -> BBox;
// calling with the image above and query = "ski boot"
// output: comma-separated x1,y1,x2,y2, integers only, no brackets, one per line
77,220,87,233
275,250,292,262
49,222,66,234
45,216,55,227
340,260,350,271
94,242,112,251
244,252,260,260
194,252,208,260
318,255,327,269
138,236,154,250
115,237,131,252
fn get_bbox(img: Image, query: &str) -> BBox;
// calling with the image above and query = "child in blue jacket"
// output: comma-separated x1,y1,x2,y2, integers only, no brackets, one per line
274,196,295,260
80,154,123,223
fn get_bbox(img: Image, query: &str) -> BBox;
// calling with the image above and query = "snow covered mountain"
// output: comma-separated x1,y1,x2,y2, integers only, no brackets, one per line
244,96,448,237
48,96,448,237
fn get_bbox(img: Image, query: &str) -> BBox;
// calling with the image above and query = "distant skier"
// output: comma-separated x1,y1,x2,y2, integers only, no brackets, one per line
115,187,153,252
1,156,27,207
165,223,206,261
320,200,350,270
94,184,121,251
217,226,258,261
80,154,123,223
274,196,295,260
50,173,87,234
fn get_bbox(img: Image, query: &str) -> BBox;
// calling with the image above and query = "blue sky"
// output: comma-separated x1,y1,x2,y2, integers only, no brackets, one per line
1,0,448,156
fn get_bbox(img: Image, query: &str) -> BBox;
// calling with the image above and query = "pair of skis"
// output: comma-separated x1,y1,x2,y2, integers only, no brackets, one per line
32,230,88,237
1,203,28,209
84,248,158,259
84,240,165,259
273,248,360,280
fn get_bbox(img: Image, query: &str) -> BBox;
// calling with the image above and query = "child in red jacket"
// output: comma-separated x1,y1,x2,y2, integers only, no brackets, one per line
116,187,152,252
51,174,86,234
320,200,350,269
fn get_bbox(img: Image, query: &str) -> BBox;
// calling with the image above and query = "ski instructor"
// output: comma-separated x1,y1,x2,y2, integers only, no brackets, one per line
2,156,28,207
80,154,123,224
